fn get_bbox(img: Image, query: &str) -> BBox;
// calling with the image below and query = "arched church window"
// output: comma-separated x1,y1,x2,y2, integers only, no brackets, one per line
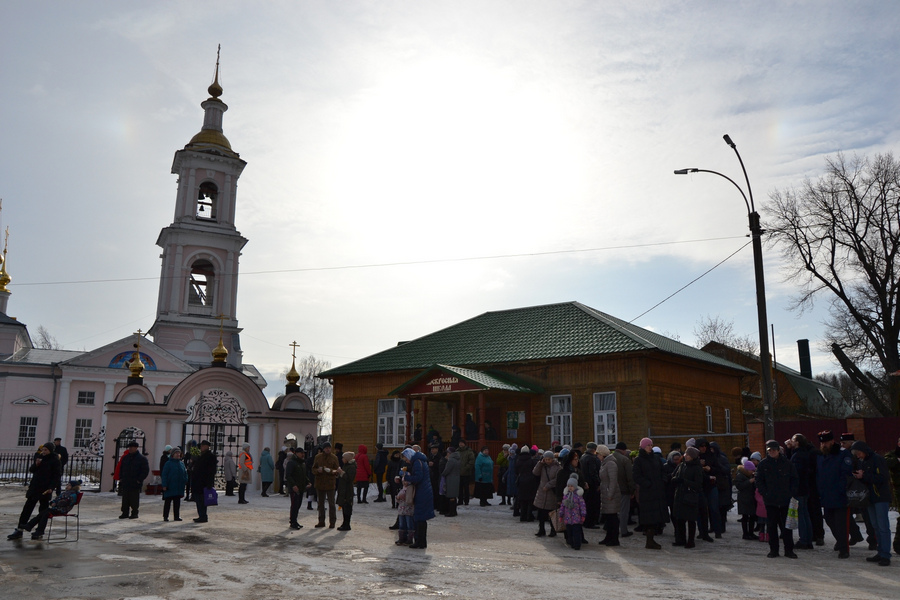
188,260,215,307
196,182,218,219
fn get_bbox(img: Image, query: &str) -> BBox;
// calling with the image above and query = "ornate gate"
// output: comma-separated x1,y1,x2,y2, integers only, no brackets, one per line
182,389,249,487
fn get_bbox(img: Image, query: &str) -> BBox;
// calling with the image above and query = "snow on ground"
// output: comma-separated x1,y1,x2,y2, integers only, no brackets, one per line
0,486,896,600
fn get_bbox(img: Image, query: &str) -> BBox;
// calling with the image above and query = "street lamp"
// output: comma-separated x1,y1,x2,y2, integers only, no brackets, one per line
675,134,776,441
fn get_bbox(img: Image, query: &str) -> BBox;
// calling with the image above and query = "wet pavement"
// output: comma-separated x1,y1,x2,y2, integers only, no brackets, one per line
0,486,897,599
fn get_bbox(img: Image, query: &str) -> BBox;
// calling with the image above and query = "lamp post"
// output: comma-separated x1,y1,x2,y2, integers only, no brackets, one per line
674,134,775,441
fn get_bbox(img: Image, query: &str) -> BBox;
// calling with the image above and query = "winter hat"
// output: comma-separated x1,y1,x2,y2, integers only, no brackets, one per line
615,442,628,451
343,451,355,462
401,448,416,461
652,446,662,454
558,448,570,460
510,444,518,454
840,433,855,442
171,447,182,456
502,444,511,451
586,442,598,450
242,442,251,449
225,451,233,457
520,445,531,454
43,442,56,453
684,447,700,460
543,451,555,460
817,430,834,443
597,445,611,457
640,438,653,450
126,440,139,448
742,459,756,472
667,450,682,462
68,478,83,487
685,438,696,448
164,445,172,452
567,475,579,488
531,445,539,452
749,452,762,461
765,440,780,450
376,443,384,450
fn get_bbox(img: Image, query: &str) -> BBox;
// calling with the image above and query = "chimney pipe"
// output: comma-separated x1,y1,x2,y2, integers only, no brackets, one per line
797,339,812,379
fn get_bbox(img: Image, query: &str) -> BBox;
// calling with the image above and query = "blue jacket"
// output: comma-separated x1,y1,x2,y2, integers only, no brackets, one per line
474,452,494,483
403,451,435,521
161,458,188,499
259,450,275,482
817,444,853,508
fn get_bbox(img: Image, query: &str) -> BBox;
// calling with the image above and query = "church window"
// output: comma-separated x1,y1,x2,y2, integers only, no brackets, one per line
196,182,218,220
188,260,215,307
18,416,37,447
77,391,95,405
74,419,93,448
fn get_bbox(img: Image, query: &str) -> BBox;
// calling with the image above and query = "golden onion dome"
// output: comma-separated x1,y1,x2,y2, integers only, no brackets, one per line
188,128,233,151
286,357,300,386
212,335,228,363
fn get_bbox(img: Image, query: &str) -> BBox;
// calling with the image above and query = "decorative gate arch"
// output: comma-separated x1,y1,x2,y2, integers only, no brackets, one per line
183,389,249,485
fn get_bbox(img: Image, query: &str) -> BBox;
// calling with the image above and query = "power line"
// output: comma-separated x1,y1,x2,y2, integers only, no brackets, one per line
14,235,745,287
629,241,751,323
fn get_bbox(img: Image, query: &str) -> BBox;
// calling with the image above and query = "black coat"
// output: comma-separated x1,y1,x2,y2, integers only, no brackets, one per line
633,449,668,526
516,454,539,504
672,460,703,521
191,450,218,491
118,451,150,491
790,444,817,497
756,454,798,507
27,453,61,498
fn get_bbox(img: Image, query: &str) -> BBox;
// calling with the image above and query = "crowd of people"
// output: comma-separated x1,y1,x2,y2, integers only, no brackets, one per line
7,432,900,566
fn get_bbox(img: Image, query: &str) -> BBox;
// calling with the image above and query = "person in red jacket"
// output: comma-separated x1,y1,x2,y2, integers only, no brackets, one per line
355,444,373,504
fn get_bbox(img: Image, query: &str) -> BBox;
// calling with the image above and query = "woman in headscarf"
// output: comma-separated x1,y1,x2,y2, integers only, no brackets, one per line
474,446,495,506
598,444,621,546
632,437,668,550
402,447,435,549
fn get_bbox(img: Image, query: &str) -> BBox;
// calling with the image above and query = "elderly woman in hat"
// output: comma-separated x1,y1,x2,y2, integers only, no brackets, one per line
632,437,668,550
161,447,188,522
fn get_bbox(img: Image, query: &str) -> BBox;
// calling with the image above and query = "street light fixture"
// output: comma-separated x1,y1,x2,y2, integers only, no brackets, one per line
674,135,776,441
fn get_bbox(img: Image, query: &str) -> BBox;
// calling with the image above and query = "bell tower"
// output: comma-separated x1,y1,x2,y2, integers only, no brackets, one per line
149,49,248,369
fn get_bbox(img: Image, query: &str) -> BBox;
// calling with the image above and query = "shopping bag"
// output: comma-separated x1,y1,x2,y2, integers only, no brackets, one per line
203,487,219,506
785,497,799,530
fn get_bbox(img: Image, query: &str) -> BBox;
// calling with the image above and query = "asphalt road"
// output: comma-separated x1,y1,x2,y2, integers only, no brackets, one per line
0,486,896,599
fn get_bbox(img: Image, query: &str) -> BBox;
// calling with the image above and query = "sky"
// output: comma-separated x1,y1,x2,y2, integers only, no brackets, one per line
2,2,899,403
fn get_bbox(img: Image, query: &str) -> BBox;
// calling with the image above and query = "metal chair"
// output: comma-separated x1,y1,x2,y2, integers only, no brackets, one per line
46,492,83,543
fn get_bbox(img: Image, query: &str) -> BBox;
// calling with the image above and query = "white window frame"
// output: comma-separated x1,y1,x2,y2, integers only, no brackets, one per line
705,405,713,433
74,418,93,448
18,416,38,447
550,394,573,447
77,391,95,406
593,392,617,447
724,408,732,434
377,398,407,447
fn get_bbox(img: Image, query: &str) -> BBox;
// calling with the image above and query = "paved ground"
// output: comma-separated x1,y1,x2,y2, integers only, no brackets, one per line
0,486,897,599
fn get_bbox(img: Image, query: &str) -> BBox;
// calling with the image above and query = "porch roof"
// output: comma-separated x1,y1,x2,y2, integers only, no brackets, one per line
389,364,543,396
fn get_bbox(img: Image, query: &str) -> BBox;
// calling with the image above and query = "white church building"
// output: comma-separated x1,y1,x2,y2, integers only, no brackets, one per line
0,61,318,490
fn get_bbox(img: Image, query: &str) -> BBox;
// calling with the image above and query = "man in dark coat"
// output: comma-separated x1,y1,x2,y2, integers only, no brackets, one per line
883,436,900,555
632,438,667,550
285,447,308,529
756,440,799,559
816,430,853,558
581,442,602,529
191,440,218,523
850,440,893,566
118,441,150,519
53,437,68,494
373,443,389,502
275,446,288,495
789,434,818,549
8,442,61,540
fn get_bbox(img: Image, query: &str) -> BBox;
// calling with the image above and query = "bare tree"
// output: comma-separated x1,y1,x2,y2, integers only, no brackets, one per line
815,372,874,415
34,325,62,350
693,314,759,355
765,152,900,415
296,355,333,436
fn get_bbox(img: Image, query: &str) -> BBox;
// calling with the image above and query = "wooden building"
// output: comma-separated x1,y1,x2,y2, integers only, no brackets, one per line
320,302,753,454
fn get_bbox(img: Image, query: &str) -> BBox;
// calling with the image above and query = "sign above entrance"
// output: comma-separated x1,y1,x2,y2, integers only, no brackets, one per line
404,373,485,395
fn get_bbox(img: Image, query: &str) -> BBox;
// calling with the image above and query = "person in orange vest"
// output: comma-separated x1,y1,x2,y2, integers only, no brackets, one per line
238,443,253,504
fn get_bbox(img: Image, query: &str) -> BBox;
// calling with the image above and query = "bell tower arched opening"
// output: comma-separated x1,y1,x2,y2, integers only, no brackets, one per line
196,181,218,220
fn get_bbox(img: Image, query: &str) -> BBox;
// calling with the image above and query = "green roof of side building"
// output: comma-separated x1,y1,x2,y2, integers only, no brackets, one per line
319,301,753,377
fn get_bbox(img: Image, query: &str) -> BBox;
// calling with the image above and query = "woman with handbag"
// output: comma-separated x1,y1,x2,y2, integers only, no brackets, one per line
672,447,704,548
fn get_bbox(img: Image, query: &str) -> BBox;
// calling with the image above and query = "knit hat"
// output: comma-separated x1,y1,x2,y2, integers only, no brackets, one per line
531,445,538,451
586,442,598,450
558,448,570,460
597,445,611,457
171,447,182,456
749,451,762,461
639,438,653,450
667,450,682,462
126,440,139,448
520,445,531,454
652,446,662,454
684,447,700,460
510,444,518,454
242,442,251,449
685,438,696,448
343,451,355,462
615,442,628,451
164,445,172,452
742,459,756,472
543,451,555,460
567,474,579,488
43,442,56,453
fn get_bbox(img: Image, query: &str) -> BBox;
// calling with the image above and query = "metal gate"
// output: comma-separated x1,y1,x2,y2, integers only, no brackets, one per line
182,389,248,488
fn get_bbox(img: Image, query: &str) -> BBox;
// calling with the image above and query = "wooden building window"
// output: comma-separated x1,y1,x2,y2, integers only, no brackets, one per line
377,398,406,447
593,392,617,447
705,405,713,433
724,408,732,434
550,395,572,447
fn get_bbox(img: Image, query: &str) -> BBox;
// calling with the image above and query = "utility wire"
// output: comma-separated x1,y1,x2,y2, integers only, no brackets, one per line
629,241,751,323
14,235,745,287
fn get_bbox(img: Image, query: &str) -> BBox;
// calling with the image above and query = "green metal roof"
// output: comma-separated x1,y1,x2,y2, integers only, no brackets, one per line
320,301,752,377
